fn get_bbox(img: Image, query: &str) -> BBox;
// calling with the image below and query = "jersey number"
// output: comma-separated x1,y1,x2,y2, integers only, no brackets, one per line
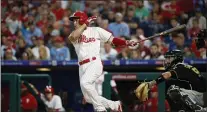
184,65,200,75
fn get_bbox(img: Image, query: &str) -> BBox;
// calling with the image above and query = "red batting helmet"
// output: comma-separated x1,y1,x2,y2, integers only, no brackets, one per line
69,11,88,25
44,86,54,94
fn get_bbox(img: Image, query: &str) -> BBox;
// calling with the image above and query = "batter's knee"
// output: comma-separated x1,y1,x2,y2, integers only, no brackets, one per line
80,80,92,91
84,95,92,103
80,81,93,103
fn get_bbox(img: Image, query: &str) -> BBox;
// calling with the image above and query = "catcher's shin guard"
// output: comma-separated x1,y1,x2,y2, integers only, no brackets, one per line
181,95,203,111
167,85,204,111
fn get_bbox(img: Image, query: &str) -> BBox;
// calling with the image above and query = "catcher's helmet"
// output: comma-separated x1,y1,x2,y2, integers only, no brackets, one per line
69,11,88,25
164,49,183,70
44,86,54,94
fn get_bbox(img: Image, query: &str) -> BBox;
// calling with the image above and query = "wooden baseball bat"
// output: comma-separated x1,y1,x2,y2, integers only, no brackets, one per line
136,24,186,43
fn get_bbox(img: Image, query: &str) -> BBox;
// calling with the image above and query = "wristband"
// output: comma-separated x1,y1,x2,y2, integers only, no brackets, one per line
112,38,127,47
155,75,166,84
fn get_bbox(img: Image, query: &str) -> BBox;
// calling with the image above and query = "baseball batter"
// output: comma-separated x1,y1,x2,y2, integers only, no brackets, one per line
68,11,138,111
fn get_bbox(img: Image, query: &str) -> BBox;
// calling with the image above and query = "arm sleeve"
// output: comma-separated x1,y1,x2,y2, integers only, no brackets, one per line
170,64,189,79
97,27,112,42
54,96,63,109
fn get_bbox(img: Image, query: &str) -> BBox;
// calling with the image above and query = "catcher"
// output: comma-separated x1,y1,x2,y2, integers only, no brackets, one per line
135,49,207,111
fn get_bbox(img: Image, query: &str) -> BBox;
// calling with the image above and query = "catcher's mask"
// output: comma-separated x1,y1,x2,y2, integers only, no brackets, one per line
164,50,183,71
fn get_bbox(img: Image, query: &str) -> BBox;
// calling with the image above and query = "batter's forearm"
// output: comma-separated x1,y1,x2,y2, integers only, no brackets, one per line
108,36,128,47
69,24,87,42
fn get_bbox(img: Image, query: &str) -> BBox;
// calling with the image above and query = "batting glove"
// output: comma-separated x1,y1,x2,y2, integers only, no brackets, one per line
126,40,138,47
85,16,97,26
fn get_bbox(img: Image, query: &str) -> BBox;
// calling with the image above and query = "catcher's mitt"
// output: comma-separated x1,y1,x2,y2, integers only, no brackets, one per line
134,82,149,102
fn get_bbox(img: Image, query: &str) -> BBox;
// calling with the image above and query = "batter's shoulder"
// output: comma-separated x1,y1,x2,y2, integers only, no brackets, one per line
85,27,97,31
86,27,96,29
89,27,106,32
88,27,101,30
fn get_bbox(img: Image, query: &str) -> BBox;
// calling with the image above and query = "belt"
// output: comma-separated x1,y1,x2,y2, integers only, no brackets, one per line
79,57,96,66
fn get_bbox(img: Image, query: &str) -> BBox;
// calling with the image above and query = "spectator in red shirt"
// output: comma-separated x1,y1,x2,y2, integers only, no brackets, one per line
1,20,13,37
19,5,29,22
190,40,201,58
161,0,181,21
188,19,201,39
21,84,38,112
143,85,170,112
36,10,50,30
137,39,151,60
52,1,65,21
63,8,72,18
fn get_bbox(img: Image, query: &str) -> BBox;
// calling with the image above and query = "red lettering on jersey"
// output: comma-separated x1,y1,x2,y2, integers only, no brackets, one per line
78,35,96,43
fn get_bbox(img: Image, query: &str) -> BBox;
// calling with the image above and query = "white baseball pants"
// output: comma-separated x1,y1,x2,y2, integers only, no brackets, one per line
79,58,117,111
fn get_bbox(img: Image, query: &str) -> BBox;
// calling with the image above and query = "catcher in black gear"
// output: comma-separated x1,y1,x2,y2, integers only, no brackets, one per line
135,49,207,111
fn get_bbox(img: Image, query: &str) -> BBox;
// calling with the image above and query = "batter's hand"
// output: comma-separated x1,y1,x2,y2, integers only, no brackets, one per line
126,40,139,47
85,16,97,26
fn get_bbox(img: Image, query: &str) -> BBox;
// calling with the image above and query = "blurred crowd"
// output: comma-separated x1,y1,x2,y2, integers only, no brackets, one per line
1,0,207,61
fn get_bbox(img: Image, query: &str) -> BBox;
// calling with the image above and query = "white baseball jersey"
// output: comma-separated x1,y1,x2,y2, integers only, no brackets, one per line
40,94,65,112
72,27,112,61
71,27,121,111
